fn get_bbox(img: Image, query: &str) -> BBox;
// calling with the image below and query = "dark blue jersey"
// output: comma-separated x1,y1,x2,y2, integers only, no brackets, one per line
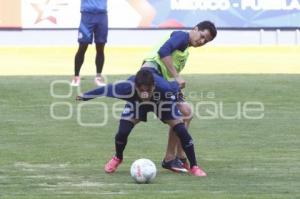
80,0,107,14
158,31,189,58
81,71,180,103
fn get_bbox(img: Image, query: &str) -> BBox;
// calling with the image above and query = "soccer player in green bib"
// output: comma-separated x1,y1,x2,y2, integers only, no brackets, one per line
141,21,217,173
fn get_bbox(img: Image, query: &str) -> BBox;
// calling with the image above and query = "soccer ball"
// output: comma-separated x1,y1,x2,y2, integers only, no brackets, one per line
130,158,157,183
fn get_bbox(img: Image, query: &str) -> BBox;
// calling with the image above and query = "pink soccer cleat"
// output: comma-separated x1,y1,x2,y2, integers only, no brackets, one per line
104,156,122,173
190,166,207,177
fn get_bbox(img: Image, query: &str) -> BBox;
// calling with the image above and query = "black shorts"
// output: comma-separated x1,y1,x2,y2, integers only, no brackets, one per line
121,101,182,122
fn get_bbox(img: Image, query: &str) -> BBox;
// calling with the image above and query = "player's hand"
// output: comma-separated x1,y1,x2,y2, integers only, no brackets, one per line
76,95,83,101
175,76,186,89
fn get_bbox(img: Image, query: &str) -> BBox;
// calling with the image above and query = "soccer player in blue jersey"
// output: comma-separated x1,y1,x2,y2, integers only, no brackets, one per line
77,68,207,177
71,0,108,87
142,21,217,172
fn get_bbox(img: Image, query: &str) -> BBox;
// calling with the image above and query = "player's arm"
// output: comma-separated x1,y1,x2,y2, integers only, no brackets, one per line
76,81,134,101
161,56,186,89
76,85,110,101
160,56,179,78
160,56,186,89
158,32,189,88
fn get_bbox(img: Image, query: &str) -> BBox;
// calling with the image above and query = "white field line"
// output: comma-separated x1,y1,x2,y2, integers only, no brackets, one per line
14,162,69,169
25,175,71,179
54,191,128,195
38,182,133,188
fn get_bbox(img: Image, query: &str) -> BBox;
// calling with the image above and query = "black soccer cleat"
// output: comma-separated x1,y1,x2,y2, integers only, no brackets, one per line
161,157,188,173
179,157,189,170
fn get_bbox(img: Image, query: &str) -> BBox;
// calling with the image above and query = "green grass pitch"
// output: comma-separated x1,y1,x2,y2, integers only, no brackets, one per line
0,75,299,199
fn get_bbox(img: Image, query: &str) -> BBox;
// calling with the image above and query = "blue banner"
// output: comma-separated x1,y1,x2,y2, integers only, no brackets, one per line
135,0,300,28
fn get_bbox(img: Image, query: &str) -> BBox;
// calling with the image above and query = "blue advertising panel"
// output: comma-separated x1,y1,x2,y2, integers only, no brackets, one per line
14,0,300,29
139,0,300,28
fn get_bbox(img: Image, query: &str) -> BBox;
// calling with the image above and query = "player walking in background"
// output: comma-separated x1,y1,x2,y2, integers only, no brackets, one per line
71,0,108,87
142,21,217,172
77,69,207,177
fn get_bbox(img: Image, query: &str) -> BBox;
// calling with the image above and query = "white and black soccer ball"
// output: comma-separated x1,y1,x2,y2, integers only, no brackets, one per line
130,158,157,183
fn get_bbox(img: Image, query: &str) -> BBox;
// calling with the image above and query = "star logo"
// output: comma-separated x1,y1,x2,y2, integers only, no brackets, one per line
31,0,68,24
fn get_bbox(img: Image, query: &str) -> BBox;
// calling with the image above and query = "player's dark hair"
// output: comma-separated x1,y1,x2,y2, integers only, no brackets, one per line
196,21,217,40
135,69,154,88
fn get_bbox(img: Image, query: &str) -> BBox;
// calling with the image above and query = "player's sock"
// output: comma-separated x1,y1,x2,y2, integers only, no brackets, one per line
173,123,197,168
114,120,134,160
74,44,88,76
74,52,84,76
96,46,104,74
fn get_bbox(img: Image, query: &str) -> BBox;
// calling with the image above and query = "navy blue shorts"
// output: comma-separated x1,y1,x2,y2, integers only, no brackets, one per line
121,101,182,122
78,12,108,44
